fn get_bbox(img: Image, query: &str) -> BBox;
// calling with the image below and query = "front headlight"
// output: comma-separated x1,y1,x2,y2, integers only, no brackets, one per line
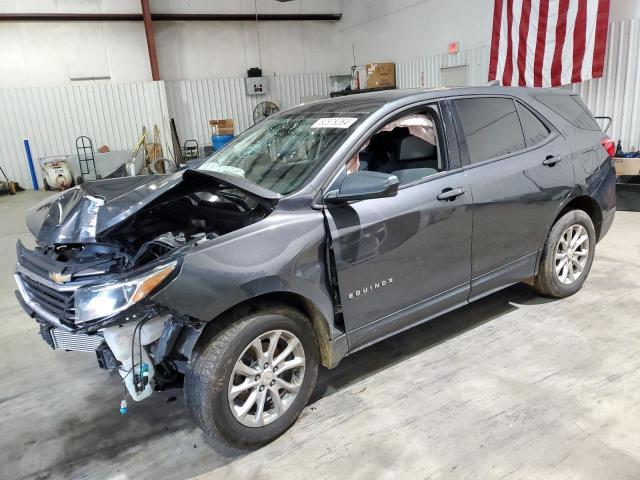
74,261,177,323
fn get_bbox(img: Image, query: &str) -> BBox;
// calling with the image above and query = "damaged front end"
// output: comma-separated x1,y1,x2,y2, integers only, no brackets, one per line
15,169,279,401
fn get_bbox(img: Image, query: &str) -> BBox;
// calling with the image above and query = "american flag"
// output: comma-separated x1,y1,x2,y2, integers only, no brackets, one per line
488,0,610,87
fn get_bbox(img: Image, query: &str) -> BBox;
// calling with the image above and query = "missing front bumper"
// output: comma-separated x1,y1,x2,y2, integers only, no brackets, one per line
50,327,104,352
37,323,104,352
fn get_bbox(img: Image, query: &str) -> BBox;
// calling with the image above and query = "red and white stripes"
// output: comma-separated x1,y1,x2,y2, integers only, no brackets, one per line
488,0,610,87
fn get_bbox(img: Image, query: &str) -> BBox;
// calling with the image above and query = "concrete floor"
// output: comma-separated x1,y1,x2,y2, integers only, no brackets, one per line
1,190,639,480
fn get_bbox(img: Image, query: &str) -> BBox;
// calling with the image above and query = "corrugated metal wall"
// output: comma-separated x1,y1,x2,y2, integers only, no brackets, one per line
397,19,639,151
0,81,170,189
569,18,640,151
396,46,490,89
1,18,638,190
0,74,332,189
165,73,332,147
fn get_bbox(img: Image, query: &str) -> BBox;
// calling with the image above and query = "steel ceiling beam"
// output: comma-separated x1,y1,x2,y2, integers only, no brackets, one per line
0,13,342,22
151,13,342,21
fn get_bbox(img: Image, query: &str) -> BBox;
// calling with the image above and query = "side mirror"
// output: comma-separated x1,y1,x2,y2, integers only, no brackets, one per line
325,171,399,204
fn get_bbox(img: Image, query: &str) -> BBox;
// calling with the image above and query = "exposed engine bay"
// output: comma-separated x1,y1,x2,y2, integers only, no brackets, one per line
32,182,272,278
15,169,278,404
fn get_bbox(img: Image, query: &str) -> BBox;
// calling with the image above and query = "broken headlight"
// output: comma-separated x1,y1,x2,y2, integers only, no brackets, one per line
74,261,177,323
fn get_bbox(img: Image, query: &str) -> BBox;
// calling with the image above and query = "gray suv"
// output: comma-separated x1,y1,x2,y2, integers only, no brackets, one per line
15,87,616,449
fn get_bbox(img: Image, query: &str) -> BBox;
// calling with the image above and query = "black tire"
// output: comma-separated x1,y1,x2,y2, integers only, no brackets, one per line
76,176,84,185
42,177,51,191
184,304,319,450
532,209,596,298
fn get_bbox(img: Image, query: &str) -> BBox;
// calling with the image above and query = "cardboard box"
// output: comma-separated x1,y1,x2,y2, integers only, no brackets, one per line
209,119,235,136
366,62,396,89
613,157,640,176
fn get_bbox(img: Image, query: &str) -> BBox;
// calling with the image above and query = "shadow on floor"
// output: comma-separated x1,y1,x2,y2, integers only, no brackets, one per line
48,284,553,477
311,283,552,402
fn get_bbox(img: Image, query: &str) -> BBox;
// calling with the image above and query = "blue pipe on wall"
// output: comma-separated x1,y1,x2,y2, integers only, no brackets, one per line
23,139,38,191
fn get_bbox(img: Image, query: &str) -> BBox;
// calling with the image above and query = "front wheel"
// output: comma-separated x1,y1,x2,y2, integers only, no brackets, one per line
184,305,319,449
532,209,596,298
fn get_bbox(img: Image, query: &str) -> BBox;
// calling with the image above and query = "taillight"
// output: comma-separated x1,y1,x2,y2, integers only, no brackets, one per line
601,136,615,158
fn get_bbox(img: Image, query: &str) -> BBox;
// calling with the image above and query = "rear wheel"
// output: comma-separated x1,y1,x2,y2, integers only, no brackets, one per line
184,305,319,450
532,209,596,298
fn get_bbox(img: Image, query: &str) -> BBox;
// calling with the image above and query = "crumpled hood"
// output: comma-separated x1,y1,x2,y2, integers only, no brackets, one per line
27,169,281,245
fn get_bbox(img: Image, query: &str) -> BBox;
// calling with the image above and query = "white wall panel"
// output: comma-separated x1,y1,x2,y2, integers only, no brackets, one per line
0,73,332,188
0,81,170,189
165,73,332,146
396,46,490,89
569,18,640,151
0,1,344,88
338,0,493,71
397,24,639,154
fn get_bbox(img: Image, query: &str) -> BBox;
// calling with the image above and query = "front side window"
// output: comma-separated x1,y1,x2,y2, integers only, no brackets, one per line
198,113,363,195
516,102,550,147
346,111,442,185
454,97,525,164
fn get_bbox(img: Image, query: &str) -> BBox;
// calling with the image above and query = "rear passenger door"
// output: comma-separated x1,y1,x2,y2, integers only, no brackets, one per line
451,96,573,300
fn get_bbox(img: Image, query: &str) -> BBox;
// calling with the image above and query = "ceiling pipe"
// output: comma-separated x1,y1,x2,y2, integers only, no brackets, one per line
151,13,342,21
0,13,342,22
0,14,142,21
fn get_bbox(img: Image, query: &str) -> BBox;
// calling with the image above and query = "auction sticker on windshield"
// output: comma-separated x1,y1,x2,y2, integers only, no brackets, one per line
311,117,359,129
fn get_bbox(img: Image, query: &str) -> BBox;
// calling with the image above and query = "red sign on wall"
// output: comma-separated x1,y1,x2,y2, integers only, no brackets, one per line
448,41,459,54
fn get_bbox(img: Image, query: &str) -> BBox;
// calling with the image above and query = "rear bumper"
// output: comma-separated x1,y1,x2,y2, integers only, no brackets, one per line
591,161,617,242
599,206,615,242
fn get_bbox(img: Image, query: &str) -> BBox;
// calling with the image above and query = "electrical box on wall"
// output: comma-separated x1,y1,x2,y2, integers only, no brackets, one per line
245,77,269,95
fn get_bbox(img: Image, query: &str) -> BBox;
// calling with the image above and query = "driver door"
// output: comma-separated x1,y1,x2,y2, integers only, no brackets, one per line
324,103,473,350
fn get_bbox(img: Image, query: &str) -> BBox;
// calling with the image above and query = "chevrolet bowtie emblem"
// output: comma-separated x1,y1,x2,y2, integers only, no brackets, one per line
49,272,72,284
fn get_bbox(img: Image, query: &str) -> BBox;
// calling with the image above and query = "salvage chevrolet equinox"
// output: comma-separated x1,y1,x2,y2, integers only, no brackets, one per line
15,87,616,449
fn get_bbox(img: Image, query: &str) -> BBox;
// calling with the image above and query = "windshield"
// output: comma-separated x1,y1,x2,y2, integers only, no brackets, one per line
198,113,363,195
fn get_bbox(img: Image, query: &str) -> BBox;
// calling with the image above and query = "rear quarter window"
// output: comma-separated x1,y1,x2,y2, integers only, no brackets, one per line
535,94,601,131
515,102,550,147
454,97,526,164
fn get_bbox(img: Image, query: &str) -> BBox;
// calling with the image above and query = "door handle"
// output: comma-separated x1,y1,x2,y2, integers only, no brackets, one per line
543,155,562,166
437,187,466,201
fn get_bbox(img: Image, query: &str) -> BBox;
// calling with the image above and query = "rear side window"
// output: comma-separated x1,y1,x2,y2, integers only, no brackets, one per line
535,94,600,131
516,102,550,147
454,97,525,164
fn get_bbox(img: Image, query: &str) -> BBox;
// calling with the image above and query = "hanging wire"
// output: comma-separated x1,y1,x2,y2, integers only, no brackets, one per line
255,0,263,69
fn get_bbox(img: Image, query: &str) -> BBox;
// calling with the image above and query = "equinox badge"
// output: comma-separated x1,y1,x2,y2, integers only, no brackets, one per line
347,277,393,300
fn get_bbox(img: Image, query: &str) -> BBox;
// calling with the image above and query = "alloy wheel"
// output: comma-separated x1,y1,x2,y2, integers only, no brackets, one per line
228,329,306,427
554,223,590,285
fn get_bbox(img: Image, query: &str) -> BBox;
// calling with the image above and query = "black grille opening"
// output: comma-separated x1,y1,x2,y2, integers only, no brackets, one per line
19,274,75,326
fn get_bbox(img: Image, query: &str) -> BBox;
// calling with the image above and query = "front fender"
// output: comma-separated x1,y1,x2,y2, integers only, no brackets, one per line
151,208,338,338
